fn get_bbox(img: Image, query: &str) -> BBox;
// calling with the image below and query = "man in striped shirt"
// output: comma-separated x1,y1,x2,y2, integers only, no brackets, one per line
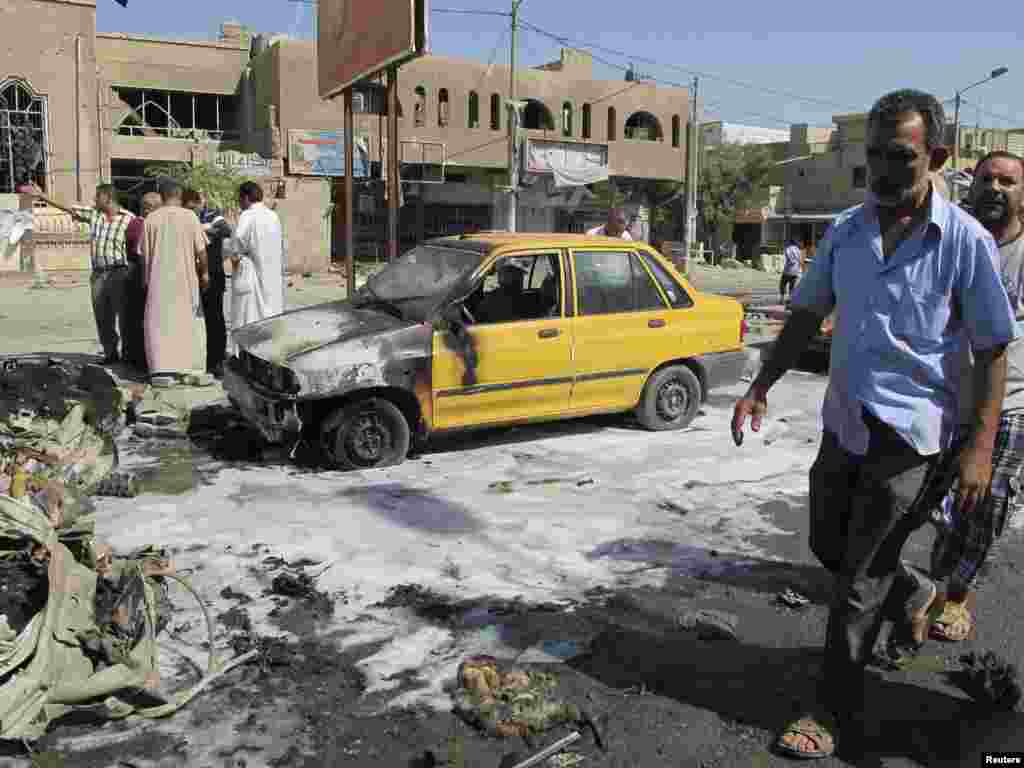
36,184,135,364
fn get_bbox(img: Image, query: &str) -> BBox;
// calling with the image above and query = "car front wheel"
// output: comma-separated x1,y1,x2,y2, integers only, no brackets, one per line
636,364,702,431
320,397,411,470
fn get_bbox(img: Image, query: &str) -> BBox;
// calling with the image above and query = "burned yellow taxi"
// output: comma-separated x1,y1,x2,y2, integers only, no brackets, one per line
224,233,747,470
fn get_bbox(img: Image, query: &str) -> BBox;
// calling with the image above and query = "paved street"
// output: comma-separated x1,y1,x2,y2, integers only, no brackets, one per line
4,266,1021,767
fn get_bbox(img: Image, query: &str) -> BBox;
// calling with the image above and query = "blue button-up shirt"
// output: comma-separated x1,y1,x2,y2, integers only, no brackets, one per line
791,187,1019,456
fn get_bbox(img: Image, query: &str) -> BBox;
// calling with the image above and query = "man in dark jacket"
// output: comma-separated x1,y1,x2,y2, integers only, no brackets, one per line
183,189,232,377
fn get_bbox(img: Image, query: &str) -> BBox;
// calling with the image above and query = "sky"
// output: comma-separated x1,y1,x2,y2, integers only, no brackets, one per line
97,0,1024,132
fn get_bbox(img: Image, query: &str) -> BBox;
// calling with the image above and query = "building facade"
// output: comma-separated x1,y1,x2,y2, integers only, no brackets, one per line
3,0,690,272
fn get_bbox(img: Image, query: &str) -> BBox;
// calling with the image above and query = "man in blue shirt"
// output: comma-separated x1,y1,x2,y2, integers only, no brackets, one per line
731,89,1018,759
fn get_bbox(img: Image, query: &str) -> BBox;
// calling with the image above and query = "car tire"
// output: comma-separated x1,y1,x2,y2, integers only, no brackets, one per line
636,364,702,431
320,397,411,470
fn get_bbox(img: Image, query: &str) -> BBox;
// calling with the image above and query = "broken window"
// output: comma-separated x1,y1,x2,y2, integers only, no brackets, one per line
0,78,48,193
466,253,562,324
113,88,238,140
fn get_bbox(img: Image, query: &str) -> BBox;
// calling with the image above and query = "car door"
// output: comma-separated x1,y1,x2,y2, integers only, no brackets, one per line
431,250,573,430
568,248,672,413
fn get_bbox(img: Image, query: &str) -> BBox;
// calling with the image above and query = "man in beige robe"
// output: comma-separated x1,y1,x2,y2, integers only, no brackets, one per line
141,180,210,384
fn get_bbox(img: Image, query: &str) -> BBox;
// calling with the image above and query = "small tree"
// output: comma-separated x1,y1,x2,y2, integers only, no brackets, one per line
144,161,257,215
697,142,774,261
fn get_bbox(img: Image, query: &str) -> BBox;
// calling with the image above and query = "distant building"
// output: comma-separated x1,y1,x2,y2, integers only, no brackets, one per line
2,0,694,272
701,121,790,148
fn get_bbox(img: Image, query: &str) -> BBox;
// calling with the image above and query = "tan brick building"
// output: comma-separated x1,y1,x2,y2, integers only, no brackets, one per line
3,0,691,272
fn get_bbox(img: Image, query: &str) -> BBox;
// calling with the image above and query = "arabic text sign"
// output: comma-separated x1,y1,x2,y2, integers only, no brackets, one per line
287,130,369,177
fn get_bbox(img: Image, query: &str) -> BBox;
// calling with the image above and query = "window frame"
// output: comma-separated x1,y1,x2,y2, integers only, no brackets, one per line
569,248,672,318
468,249,566,325
636,250,694,309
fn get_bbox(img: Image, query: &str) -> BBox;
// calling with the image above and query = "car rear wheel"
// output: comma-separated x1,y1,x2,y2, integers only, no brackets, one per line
320,397,411,470
636,364,702,431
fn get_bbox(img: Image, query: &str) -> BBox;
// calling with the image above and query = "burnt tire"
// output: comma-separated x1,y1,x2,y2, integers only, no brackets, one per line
636,364,702,431
320,397,411,471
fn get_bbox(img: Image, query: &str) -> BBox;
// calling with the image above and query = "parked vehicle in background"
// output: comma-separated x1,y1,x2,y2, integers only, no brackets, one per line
224,233,748,470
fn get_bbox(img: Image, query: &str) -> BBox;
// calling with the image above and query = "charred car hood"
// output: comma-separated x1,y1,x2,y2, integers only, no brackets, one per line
233,301,410,364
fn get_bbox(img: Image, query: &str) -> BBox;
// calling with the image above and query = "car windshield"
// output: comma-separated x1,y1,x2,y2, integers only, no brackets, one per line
354,244,484,321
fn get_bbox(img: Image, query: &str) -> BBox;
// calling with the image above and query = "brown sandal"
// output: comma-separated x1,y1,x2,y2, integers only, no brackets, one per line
775,715,837,759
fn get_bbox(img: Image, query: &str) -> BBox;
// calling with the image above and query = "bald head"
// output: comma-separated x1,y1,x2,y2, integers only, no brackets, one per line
141,193,162,217
605,207,628,237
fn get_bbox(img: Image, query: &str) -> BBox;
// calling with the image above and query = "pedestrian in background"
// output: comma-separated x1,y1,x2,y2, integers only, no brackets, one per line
227,181,284,342
929,151,1024,643
183,188,231,378
732,89,1017,759
141,180,209,386
35,185,134,364
780,238,802,303
121,191,162,372
586,207,633,239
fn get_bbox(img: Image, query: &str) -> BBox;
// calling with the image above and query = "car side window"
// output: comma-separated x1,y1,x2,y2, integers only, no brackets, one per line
638,251,694,308
574,251,667,316
472,253,562,325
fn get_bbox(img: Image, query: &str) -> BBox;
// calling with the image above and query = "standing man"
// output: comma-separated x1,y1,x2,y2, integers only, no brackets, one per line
35,185,135,364
121,192,162,371
141,180,209,385
929,151,1024,643
183,189,232,378
228,181,285,328
731,90,1018,759
586,207,633,239
780,238,802,303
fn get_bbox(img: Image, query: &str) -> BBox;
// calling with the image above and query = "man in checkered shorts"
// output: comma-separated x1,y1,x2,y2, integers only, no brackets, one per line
930,150,1024,642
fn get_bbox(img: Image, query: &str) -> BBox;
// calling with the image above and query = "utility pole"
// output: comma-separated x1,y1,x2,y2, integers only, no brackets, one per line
682,76,698,263
953,91,962,173
506,0,522,232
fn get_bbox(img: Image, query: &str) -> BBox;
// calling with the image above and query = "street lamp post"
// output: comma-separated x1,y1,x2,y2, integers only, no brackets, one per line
953,66,1008,172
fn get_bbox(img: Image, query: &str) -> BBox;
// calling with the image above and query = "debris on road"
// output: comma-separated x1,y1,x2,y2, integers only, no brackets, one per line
453,656,581,739
677,609,739,641
776,588,810,610
500,731,582,768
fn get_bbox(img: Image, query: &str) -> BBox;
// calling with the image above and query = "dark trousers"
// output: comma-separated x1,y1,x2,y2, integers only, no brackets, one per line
780,273,798,298
122,263,147,372
90,267,130,360
809,411,951,719
202,271,227,373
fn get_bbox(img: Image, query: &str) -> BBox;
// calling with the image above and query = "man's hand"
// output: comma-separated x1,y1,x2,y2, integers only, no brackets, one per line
731,383,768,447
956,440,994,516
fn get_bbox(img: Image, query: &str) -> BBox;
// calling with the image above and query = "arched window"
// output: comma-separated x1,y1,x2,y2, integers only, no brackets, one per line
468,91,479,129
413,86,426,127
490,93,501,130
0,78,49,193
671,115,681,148
522,99,554,131
581,103,591,139
438,88,449,127
561,101,573,137
607,107,617,141
624,111,663,141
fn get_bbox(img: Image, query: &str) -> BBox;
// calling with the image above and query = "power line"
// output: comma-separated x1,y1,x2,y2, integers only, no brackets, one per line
517,18,861,112
519,23,832,130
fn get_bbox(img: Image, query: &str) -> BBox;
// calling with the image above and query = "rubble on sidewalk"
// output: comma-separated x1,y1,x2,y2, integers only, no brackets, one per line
452,656,582,739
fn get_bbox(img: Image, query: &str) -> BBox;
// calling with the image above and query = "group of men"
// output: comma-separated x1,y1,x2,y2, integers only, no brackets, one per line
733,88,1024,759
37,180,284,385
